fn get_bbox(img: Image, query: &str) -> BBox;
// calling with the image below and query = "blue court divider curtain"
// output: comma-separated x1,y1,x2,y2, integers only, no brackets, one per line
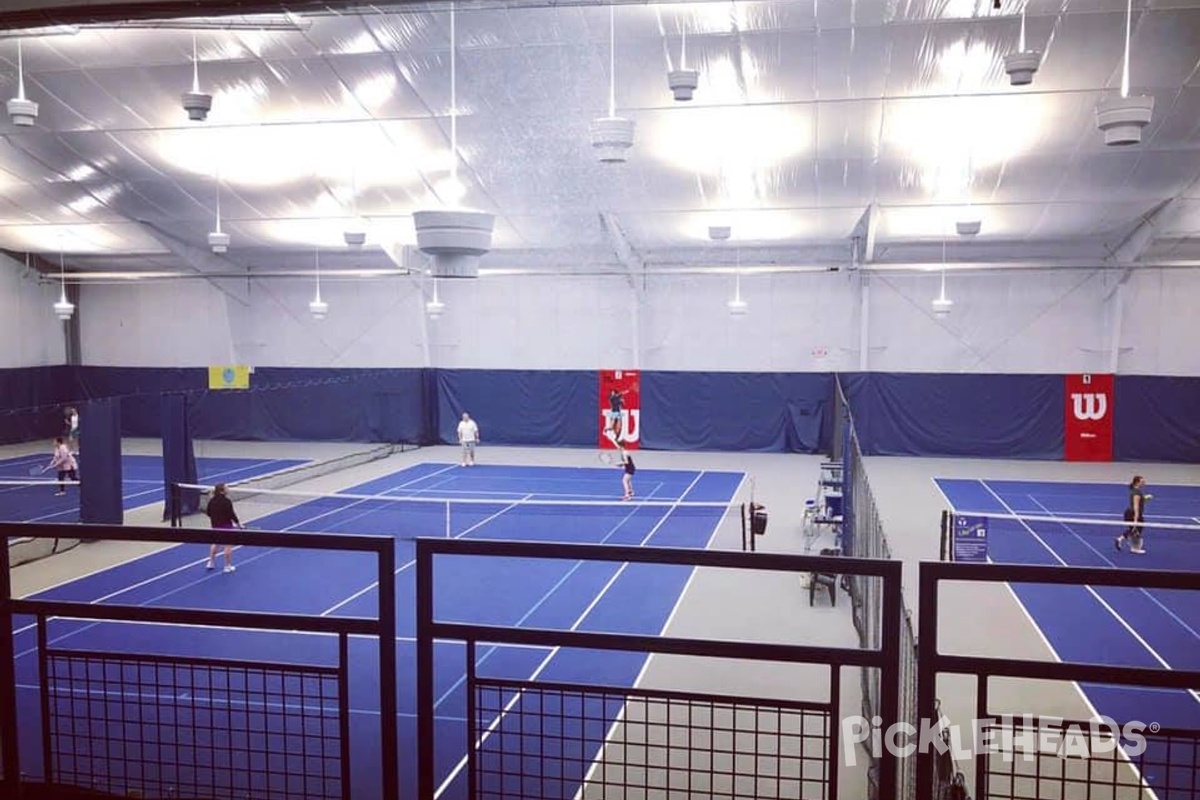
1113,375,1200,463
642,372,833,453
436,370,596,446
840,372,1064,459
162,393,199,519
79,397,123,525
0,366,77,445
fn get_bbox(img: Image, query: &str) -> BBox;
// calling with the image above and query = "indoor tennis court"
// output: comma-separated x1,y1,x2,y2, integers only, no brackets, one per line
2,1,1200,800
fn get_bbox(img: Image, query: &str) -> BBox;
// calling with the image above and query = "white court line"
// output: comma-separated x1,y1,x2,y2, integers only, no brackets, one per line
1027,496,1200,643
573,472,750,797
430,491,667,709
433,470,710,799
18,457,311,524
942,479,1162,797
11,463,461,638
317,494,535,617
980,481,1200,709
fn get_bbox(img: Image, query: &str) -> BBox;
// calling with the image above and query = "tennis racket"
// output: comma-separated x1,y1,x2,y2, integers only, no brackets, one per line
598,450,615,465
28,464,46,476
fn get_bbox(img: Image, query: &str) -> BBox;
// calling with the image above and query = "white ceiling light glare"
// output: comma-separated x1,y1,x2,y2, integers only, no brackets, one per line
931,241,953,318
182,34,213,122
591,5,635,162
413,1,494,279
667,19,699,101
309,248,328,319
1003,7,1041,86
207,164,230,253
7,40,39,126
425,277,445,318
1095,0,1153,146
53,250,74,321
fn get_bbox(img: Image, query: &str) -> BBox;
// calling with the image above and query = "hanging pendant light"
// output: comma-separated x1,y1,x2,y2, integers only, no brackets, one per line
309,247,328,319
182,34,212,122
425,278,445,318
591,5,635,162
53,250,74,321
207,164,230,253
413,0,494,279
7,39,39,126
932,241,953,318
1095,0,1153,145
1003,7,1041,86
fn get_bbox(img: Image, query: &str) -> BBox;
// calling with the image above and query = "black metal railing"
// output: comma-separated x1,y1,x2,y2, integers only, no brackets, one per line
0,521,399,800
416,537,904,800
915,559,1200,800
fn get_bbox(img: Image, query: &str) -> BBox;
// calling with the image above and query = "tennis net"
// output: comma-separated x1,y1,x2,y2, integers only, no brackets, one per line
2,478,83,566
171,481,754,548
941,507,1200,563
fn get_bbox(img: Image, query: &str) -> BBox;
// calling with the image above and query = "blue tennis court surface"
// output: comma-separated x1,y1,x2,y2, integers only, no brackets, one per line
10,461,745,800
1,453,308,522
937,477,1200,797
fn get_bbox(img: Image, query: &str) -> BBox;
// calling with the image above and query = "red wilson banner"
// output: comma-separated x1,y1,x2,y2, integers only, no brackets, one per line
1064,373,1114,461
599,370,640,450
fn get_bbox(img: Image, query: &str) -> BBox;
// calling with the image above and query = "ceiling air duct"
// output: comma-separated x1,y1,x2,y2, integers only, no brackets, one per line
413,210,495,279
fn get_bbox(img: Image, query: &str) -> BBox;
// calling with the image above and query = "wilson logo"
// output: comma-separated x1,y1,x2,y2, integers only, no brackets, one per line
1070,393,1108,421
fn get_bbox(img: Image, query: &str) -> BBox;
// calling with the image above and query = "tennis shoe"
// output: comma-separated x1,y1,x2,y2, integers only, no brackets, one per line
1114,536,1123,551
223,564,236,573
205,562,214,571
1130,547,1146,555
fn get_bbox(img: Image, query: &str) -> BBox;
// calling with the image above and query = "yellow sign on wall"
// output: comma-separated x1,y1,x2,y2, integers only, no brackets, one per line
208,365,251,390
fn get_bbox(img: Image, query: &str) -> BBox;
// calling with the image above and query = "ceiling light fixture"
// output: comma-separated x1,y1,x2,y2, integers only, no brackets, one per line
667,19,699,101
425,278,445,318
207,164,230,253
309,248,328,319
413,1,494,279
932,241,953,318
53,250,74,321
7,40,38,127
344,172,367,248
1095,0,1153,146
714,227,747,315
181,34,213,122
1003,8,1041,85
591,5,635,162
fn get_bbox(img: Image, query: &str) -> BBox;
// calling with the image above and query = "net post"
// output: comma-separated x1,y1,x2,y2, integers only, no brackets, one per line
445,500,451,539
740,503,747,551
0,534,19,797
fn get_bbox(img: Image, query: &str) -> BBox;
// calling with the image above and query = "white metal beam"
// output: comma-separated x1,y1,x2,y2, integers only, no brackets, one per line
599,212,643,292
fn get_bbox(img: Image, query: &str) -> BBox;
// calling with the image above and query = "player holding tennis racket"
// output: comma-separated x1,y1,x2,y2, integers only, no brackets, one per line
39,437,78,495
1115,475,1152,554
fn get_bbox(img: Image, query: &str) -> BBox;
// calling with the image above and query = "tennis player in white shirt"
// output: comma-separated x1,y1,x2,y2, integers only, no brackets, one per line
457,412,480,466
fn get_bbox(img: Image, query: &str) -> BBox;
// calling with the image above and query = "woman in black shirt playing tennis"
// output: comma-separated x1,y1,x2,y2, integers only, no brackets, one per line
1115,475,1152,555
620,447,636,500
205,483,242,573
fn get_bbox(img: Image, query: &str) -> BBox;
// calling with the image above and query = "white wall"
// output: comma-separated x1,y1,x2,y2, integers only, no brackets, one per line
77,265,1200,375
0,253,68,367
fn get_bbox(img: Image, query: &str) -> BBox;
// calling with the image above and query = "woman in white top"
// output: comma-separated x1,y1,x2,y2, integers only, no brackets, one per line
47,437,79,496
457,412,480,466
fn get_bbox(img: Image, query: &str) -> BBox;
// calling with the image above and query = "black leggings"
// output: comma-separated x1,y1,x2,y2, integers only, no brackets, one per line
56,469,77,492
1122,508,1143,539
